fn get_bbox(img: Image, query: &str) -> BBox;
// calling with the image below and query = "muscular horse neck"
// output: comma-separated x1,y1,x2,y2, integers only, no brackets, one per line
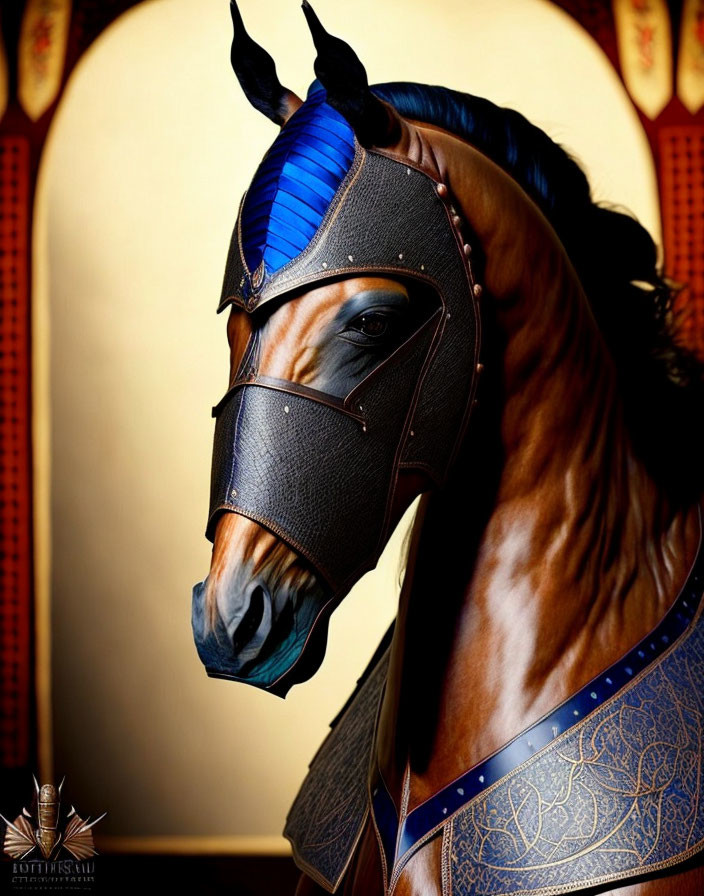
374,126,702,811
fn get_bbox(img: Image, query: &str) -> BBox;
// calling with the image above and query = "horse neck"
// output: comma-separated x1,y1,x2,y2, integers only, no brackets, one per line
374,128,701,809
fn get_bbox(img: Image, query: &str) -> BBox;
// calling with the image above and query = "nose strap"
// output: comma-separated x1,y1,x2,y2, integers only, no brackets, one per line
211,373,366,424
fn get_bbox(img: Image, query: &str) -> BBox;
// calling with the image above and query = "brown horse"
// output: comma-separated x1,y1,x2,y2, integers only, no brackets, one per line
191,4,704,894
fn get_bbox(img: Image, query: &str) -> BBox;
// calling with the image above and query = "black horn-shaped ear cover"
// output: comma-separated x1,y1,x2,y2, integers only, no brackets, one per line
301,0,400,147
230,0,302,126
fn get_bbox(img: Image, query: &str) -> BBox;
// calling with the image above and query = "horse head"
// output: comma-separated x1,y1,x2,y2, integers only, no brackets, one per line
191,2,482,695
191,0,704,706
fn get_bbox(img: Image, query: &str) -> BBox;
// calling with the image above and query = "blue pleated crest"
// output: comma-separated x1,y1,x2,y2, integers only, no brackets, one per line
240,88,356,285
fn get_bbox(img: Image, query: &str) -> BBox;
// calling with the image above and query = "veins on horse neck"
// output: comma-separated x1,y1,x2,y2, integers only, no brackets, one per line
377,127,700,809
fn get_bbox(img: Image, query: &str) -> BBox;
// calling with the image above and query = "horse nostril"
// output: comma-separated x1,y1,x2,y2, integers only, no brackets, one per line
232,583,267,654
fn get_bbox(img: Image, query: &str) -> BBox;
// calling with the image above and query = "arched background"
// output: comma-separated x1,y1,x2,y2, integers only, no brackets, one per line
35,0,659,850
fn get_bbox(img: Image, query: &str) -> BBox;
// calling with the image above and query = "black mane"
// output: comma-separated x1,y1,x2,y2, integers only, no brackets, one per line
371,81,704,501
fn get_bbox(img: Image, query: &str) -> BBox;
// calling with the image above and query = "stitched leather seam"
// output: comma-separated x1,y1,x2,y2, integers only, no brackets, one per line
426,177,482,483
441,819,453,896
285,837,344,894
206,503,338,591
218,192,248,313
212,377,366,424
345,304,443,574
242,265,450,315
369,793,390,895
371,146,445,185
344,305,444,410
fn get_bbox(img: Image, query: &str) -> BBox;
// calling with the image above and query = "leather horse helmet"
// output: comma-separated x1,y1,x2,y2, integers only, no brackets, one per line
192,1,482,694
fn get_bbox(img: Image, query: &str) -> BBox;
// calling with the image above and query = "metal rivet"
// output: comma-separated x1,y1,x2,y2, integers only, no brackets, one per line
478,775,484,783
452,215,461,228
398,253,404,260
552,725,559,737
463,243,472,257
348,255,354,262
446,312,451,320
625,667,633,675
573,709,579,716
437,183,448,197
442,807,448,815
527,741,533,748
322,262,328,269
231,489,238,498
473,284,483,298
456,787,464,796
476,362,484,374
590,692,597,699
406,167,412,175
362,424,367,433
605,677,613,685
284,405,289,414
420,264,425,271
410,430,414,437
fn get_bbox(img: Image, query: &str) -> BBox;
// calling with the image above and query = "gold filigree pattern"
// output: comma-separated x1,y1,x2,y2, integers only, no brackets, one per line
284,649,390,892
450,617,704,894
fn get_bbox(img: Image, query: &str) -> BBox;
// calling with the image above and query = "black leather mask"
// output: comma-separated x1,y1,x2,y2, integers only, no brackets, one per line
193,86,481,693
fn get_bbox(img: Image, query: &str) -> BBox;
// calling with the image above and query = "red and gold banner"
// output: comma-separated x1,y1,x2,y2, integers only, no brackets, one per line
612,0,673,120
678,0,704,114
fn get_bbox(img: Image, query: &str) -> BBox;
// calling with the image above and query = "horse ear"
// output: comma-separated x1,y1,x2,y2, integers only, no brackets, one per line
301,0,400,147
230,0,303,126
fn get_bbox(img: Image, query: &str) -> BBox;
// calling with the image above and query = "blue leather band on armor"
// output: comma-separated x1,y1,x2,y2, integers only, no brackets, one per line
240,89,355,284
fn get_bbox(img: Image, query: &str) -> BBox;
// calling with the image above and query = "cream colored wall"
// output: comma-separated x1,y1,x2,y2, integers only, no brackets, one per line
36,0,659,846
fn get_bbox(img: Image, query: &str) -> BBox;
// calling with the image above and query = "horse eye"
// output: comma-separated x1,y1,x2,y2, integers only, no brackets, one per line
356,313,389,338
340,310,400,345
